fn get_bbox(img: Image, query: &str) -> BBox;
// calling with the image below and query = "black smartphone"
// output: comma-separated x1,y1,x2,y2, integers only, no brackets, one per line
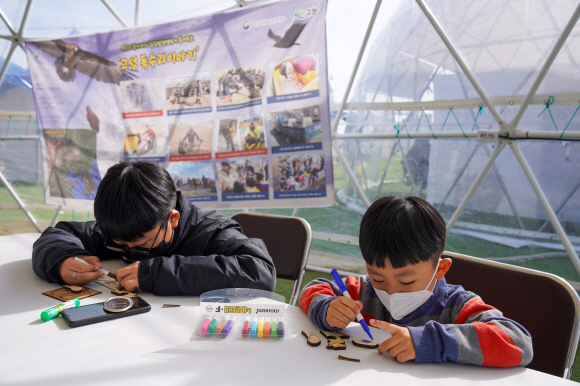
62,297,151,327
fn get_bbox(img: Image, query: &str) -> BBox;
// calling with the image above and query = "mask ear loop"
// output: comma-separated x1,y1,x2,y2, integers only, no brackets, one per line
425,258,442,291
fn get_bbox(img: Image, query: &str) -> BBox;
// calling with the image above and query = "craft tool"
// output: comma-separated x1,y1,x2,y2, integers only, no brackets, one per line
222,317,235,337
216,316,229,335
264,318,271,338
208,317,218,334
242,316,251,337
257,317,264,338
74,257,117,279
276,317,284,338
201,315,211,335
271,319,278,338
331,269,373,340
41,298,80,322
250,317,258,338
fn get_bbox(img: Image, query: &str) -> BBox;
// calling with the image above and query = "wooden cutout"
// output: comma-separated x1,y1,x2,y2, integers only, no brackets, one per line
320,330,350,340
43,286,101,302
326,337,347,350
94,275,121,290
352,338,379,349
301,330,321,347
63,285,83,293
111,289,137,297
338,355,360,363
162,304,180,308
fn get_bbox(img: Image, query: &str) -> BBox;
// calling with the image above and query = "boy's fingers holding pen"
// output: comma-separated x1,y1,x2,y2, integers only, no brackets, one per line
80,255,102,269
370,319,400,335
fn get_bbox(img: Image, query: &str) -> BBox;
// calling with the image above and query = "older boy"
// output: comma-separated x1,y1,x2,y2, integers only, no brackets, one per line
33,161,275,295
299,196,532,367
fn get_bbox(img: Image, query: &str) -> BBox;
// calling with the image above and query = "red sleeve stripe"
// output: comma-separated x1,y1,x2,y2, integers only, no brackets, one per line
455,297,497,324
299,284,335,313
345,276,362,301
474,322,522,367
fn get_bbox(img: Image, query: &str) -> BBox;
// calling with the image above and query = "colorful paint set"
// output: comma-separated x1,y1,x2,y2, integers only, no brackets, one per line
199,288,286,340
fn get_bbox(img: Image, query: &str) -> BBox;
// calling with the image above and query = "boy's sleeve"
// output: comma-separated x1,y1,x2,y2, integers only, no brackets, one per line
299,276,362,330
407,293,533,367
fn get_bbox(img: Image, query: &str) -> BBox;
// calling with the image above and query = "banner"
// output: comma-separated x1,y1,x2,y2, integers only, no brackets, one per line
26,0,334,209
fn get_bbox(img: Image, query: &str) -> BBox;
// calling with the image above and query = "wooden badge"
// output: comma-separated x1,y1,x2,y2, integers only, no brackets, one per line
162,304,181,308
338,355,360,363
111,289,137,297
352,338,379,349
301,331,321,347
326,338,347,350
43,286,101,302
320,330,350,340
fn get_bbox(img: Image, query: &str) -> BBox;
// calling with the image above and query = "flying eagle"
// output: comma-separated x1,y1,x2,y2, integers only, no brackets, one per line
32,39,136,85
267,18,308,48
86,106,99,132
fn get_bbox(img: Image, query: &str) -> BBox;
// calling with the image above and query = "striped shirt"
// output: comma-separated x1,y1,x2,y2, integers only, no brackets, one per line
299,275,533,367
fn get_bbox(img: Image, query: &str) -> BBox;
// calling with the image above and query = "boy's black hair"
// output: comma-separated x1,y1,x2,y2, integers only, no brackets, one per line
359,196,446,269
94,161,177,242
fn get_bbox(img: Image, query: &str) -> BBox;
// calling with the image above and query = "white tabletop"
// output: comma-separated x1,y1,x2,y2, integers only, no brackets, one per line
0,233,574,385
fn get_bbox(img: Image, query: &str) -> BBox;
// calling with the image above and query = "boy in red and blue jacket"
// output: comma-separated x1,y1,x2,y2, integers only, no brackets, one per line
299,196,532,367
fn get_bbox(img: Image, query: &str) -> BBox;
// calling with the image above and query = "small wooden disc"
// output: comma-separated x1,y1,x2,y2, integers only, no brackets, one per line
352,338,379,349
301,330,321,347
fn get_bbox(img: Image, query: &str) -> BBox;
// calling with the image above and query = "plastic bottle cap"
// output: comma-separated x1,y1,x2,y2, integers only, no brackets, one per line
40,308,59,322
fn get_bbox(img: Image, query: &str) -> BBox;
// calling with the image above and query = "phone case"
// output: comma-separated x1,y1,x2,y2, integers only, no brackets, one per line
62,297,151,327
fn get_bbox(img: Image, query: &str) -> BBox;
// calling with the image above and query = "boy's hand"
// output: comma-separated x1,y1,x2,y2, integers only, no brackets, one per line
326,297,363,329
116,261,140,291
371,319,416,363
59,255,104,285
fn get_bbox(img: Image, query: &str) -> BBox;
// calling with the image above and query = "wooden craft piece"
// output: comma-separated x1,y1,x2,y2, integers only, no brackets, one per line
320,330,350,340
326,337,347,350
301,330,321,347
352,338,379,349
162,304,180,308
94,275,121,290
338,355,360,363
43,286,101,302
63,285,83,293
111,289,137,297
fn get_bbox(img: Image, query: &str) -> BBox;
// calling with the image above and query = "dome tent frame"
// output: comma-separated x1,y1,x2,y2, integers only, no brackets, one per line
330,0,580,277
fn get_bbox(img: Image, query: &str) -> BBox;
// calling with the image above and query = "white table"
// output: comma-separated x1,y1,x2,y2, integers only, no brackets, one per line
0,233,574,385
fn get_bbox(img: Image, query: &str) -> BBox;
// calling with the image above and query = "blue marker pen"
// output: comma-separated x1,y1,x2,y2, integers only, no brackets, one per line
331,269,373,340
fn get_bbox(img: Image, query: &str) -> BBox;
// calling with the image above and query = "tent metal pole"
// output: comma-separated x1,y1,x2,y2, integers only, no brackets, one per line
374,140,398,200
437,143,481,209
414,0,508,131
333,139,370,208
509,141,580,275
0,41,17,88
0,8,16,35
330,0,381,137
18,0,33,39
0,170,42,233
481,144,526,230
135,0,140,26
48,205,62,228
538,178,580,232
509,1,580,131
446,140,507,232
101,0,129,28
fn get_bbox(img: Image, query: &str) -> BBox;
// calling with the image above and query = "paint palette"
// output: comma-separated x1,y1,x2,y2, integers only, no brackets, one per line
199,288,286,340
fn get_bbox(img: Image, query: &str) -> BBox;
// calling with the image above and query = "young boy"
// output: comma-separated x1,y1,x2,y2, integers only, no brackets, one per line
32,161,275,296
299,196,532,367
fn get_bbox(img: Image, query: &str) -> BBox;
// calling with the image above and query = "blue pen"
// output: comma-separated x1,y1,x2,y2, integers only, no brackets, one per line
331,269,373,340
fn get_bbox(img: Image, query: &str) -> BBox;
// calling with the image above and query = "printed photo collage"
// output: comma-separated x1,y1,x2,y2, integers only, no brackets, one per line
118,53,328,204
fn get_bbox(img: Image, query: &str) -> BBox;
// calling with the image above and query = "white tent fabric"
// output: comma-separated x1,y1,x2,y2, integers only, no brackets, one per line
0,0,579,281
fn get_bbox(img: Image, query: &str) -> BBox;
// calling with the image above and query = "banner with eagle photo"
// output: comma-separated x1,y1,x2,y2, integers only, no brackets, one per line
26,0,333,209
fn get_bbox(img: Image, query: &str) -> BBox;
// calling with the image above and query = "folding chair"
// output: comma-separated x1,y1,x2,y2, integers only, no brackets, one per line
231,212,311,306
443,251,580,378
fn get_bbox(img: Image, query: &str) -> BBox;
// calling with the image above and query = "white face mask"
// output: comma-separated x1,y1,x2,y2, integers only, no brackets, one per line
373,259,440,320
